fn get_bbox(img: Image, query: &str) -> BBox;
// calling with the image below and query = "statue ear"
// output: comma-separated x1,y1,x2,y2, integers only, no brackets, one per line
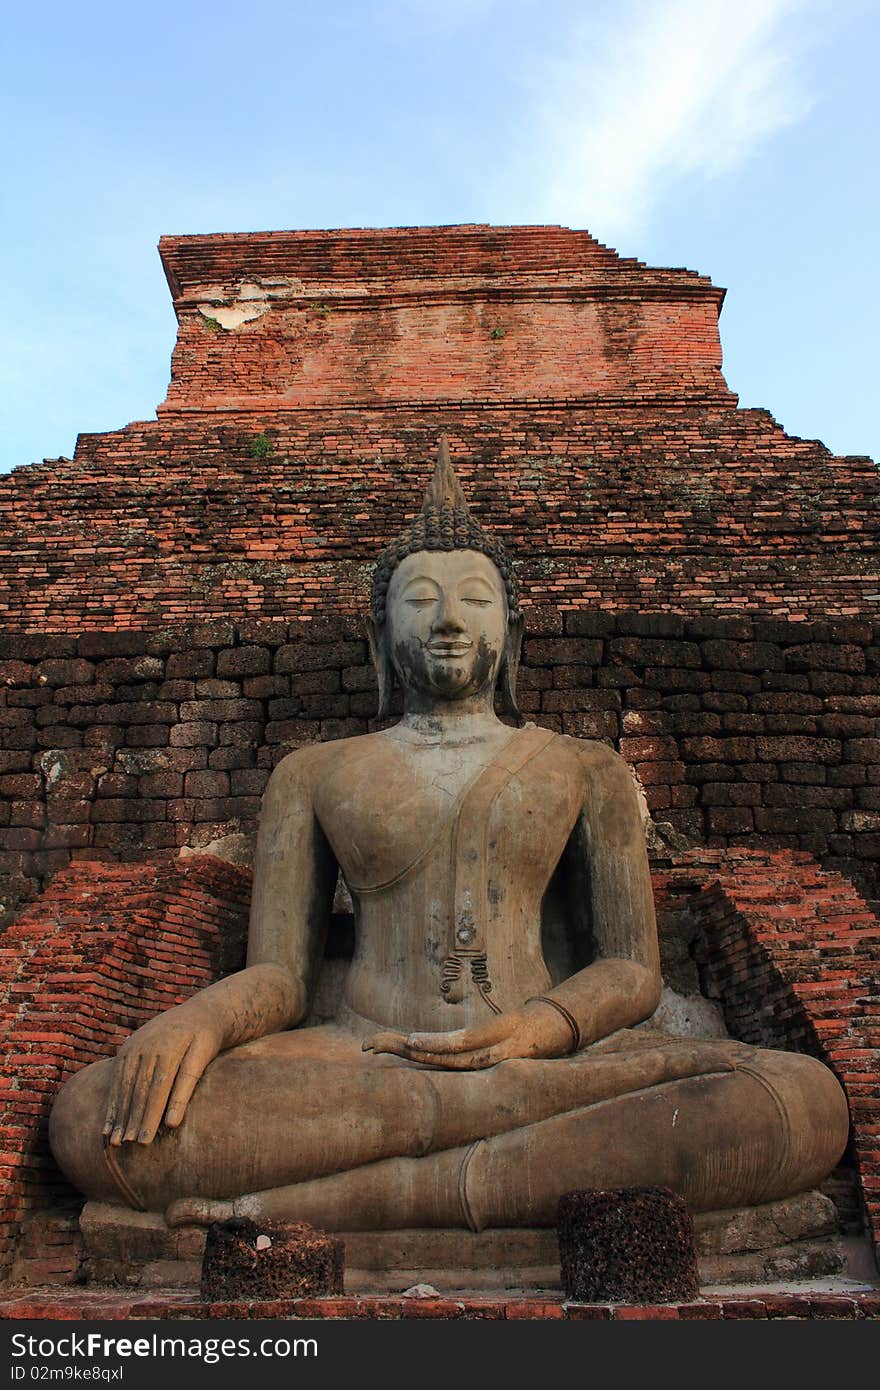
367,616,394,721
499,612,525,725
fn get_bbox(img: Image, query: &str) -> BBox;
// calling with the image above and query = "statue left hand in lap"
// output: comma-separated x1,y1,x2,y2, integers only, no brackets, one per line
50,442,849,1231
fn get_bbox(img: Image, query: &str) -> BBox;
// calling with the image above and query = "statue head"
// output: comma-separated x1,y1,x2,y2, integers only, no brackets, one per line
369,439,524,721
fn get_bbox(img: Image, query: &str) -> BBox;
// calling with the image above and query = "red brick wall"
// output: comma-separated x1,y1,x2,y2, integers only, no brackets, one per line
0,857,249,1280
1,409,877,631
159,222,725,416
654,848,880,1262
163,302,727,412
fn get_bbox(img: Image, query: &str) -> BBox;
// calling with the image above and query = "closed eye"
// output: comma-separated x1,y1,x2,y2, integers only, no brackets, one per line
462,597,492,607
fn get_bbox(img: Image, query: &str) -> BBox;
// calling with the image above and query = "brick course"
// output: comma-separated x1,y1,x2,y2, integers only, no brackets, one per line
0,1287,877,1319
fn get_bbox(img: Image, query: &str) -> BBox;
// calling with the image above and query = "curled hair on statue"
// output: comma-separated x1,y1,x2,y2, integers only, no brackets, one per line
368,437,525,725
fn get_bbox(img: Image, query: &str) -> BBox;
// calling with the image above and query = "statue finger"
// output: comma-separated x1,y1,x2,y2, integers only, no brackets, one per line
104,1048,134,1138
164,1037,213,1127
362,1030,408,1054
405,1022,508,1054
367,1020,510,1057
363,1036,411,1060
109,1052,141,1146
135,1063,177,1145
102,1070,121,1141
397,1045,504,1070
122,1054,159,1143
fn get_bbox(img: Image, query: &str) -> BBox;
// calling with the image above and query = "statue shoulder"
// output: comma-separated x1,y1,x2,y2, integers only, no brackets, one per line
552,732,637,795
266,733,386,799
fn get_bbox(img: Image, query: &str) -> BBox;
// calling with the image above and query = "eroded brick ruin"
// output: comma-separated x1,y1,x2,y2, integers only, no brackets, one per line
0,225,878,1304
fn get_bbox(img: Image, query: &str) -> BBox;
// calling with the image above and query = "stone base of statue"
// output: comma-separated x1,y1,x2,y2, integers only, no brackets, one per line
79,1192,843,1292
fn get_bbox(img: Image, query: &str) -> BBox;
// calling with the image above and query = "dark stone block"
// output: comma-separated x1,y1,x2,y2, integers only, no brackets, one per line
558,1187,699,1305
200,1219,343,1303
710,671,762,694
564,610,615,637
275,641,365,674
522,604,564,636
208,747,256,771
216,646,271,678
701,640,782,672
753,619,830,644
524,638,603,666
685,616,754,641
166,650,215,679
644,668,710,692
786,643,866,674
610,638,701,668
0,635,76,659
616,613,685,638
146,622,235,652
78,632,149,658
195,679,241,699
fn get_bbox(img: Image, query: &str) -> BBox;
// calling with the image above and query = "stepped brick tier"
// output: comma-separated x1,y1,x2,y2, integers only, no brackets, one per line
0,849,877,1288
0,226,877,632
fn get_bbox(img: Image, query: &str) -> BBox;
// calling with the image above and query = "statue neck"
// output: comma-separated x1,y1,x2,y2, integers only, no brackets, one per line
394,690,505,745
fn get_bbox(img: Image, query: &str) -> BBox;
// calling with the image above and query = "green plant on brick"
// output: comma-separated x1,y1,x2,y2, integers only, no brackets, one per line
250,432,273,460
490,326,505,340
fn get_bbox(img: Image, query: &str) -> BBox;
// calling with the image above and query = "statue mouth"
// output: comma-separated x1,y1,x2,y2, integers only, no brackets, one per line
427,642,473,657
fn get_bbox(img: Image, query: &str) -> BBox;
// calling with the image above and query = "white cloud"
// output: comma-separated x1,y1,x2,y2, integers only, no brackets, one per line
511,0,827,239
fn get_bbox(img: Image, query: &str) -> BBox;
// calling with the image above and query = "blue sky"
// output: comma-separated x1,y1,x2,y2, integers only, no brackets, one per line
1,0,877,473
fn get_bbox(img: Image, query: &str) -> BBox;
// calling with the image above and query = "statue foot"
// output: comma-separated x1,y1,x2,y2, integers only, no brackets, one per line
166,1197,235,1227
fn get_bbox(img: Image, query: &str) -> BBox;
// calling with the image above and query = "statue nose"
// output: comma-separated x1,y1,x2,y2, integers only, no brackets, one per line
433,595,466,633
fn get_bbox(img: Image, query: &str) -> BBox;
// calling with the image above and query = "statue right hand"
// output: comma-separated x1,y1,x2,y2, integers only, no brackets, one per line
103,1005,223,1147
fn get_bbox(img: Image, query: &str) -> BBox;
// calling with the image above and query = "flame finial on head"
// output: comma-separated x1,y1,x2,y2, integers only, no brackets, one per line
422,435,469,513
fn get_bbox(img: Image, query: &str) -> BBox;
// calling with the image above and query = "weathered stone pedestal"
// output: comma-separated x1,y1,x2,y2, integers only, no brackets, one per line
79,1190,843,1293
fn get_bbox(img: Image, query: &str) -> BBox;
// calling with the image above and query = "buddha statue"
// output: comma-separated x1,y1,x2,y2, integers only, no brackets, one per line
50,442,849,1237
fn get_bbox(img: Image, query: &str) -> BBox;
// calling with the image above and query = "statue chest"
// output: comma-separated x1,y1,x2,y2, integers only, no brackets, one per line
313,733,580,903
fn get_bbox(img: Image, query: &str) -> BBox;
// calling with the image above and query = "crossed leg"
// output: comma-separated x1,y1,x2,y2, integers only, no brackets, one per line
50,1025,848,1230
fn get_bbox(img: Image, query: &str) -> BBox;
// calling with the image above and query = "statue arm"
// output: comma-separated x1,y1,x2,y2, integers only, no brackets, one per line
524,742,662,1047
106,747,337,1144
245,745,338,1018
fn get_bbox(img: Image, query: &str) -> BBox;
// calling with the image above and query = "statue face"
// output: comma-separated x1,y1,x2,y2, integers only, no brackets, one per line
384,550,509,703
